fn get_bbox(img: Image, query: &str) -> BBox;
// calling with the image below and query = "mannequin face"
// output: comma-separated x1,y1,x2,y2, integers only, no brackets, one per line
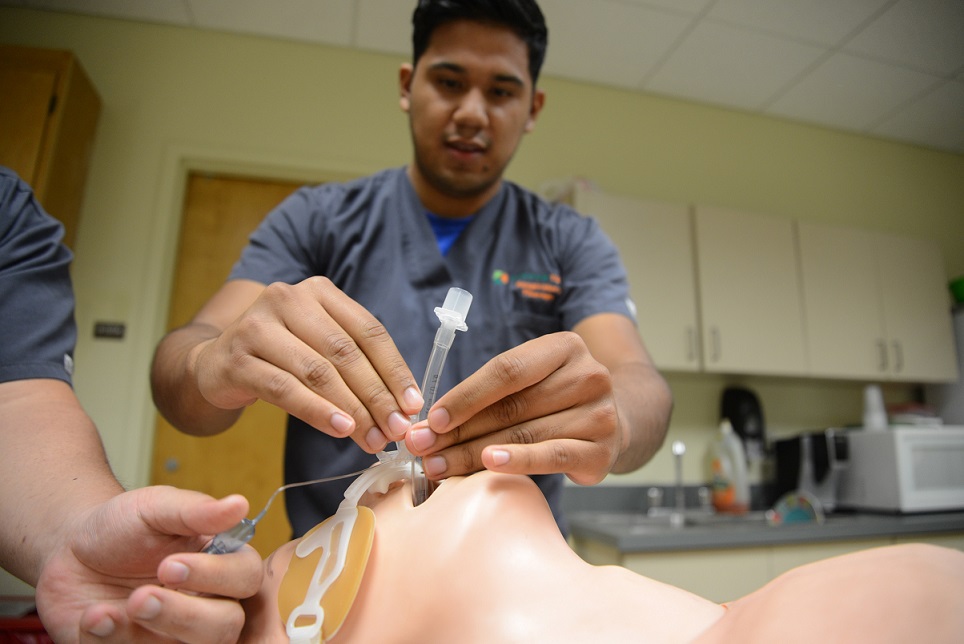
248,471,566,642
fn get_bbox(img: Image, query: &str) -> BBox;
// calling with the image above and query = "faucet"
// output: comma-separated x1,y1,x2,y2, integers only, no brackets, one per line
671,440,686,528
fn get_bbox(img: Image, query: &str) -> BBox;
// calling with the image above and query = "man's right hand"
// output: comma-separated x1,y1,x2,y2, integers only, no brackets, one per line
151,277,423,452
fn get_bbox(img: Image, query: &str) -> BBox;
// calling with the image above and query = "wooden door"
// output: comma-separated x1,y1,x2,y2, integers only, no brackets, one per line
151,173,303,556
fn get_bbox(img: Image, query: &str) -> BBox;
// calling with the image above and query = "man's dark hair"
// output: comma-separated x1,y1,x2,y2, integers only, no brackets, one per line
411,0,549,85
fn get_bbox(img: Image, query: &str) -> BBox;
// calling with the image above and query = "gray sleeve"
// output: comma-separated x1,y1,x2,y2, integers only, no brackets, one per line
0,169,77,385
228,187,323,286
555,204,636,330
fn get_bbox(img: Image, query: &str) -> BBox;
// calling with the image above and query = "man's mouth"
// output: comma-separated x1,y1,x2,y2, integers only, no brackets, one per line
446,138,487,155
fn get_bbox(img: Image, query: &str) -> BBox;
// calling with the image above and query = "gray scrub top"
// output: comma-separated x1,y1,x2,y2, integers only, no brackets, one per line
0,166,76,386
229,167,635,537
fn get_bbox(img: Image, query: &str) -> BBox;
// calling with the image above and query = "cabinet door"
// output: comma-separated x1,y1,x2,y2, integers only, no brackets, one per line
0,66,58,181
0,46,101,250
876,233,959,382
622,548,770,604
574,187,700,371
797,221,887,379
694,206,808,376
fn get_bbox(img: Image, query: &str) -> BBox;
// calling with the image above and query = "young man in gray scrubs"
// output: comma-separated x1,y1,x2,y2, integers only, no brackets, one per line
151,0,673,538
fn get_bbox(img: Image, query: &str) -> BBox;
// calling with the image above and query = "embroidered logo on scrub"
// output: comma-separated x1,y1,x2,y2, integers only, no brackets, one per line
492,270,562,302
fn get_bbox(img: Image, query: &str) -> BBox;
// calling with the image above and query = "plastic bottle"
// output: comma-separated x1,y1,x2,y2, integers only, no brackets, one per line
708,419,750,514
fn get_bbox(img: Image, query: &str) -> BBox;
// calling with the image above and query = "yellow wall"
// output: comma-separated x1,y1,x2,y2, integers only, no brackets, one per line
2,8,962,491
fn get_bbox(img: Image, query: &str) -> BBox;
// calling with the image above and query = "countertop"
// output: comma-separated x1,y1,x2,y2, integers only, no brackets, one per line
562,485,964,553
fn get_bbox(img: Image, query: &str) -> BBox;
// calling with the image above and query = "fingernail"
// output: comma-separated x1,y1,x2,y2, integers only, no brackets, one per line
135,595,162,621
490,449,510,466
409,428,436,451
428,407,450,430
88,615,115,637
424,455,447,477
331,412,354,436
387,411,411,439
165,561,189,584
404,386,423,412
366,426,387,451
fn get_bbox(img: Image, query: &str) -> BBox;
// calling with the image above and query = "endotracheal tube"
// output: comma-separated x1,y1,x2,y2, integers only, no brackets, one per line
398,287,473,505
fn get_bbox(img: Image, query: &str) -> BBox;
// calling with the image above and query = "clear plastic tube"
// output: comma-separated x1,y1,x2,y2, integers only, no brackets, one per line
409,287,473,505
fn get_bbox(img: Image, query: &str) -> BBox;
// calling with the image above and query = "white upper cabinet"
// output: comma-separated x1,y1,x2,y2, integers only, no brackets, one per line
694,205,808,376
799,220,959,382
572,186,701,372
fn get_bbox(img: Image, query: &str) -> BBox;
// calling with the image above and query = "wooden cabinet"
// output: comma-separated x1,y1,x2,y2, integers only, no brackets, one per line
694,205,808,376
572,185,701,371
798,221,958,382
0,45,101,249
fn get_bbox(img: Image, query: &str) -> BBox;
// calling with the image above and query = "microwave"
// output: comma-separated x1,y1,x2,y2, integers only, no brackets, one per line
837,426,964,513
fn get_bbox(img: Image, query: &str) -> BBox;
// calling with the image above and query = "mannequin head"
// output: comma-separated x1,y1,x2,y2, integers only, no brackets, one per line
241,470,721,642
240,470,964,643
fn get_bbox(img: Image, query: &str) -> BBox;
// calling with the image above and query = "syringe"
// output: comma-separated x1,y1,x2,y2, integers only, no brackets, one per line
402,287,473,506
203,467,369,554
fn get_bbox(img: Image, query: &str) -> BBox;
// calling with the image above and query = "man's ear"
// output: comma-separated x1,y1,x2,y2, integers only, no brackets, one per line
399,63,414,112
525,88,546,133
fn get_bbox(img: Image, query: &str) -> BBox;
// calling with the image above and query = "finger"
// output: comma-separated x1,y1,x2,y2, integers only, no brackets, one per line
481,436,614,485
423,403,618,483
79,602,173,644
222,316,376,443
242,348,388,451
303,277,423,417
426,333,582,434
125,585,245,644
255,282,412,449
136,488,249,539
158,545,263,599
409,344,608,457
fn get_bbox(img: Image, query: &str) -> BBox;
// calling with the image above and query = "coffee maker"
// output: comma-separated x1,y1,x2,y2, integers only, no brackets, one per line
721,386,766,462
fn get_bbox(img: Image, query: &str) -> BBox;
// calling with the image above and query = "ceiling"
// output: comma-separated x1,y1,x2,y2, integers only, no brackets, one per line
3,0,963,155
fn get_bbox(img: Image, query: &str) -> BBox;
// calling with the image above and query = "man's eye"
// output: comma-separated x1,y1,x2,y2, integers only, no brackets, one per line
437,78,461,91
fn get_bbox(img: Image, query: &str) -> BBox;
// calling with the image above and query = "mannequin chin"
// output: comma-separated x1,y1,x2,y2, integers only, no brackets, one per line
241,471,964,644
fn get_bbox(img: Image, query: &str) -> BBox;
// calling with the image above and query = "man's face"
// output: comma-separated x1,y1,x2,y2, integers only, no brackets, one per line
400,19,545,215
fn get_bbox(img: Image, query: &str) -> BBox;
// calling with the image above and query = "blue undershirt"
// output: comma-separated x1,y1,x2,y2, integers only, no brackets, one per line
425,211,473,256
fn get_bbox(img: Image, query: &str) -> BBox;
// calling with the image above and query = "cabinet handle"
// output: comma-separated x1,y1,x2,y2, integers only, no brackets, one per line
876,339,888,372
892,340,904,373
710,327,721,363
686,327,696,362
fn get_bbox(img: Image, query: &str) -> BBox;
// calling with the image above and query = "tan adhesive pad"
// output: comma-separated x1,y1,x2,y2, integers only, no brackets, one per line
278,506,375,641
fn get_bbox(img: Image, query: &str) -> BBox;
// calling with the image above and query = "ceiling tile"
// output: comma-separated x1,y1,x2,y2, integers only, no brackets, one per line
18,0,192,24
646,20,826,110
538,0,692,88
706,0,893,47
871,81,964,153
188,0,354,47
353,0,411,56
618,0,715,15
844,0,964,75
767,52,941,132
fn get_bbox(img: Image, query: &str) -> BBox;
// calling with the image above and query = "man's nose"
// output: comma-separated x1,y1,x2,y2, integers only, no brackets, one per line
453,88,488,129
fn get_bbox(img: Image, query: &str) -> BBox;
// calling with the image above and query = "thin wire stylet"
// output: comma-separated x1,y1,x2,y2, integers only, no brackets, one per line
203,467,370,554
